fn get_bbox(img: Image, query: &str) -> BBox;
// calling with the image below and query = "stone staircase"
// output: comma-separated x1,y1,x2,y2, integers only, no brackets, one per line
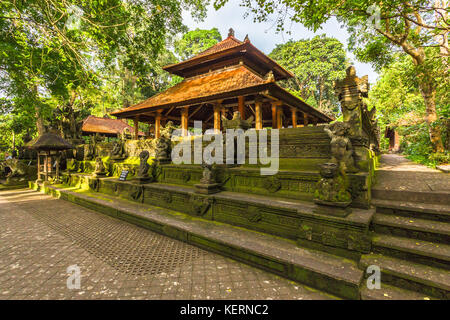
361,157,450,300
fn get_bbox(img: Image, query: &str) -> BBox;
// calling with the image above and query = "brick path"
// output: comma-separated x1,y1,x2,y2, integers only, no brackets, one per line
0,188,331,300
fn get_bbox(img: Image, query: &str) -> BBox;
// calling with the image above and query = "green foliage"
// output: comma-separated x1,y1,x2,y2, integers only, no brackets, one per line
215,0,449,152
269,35,348,117
0,0,208,152
174,28,222,60
369,52,449,166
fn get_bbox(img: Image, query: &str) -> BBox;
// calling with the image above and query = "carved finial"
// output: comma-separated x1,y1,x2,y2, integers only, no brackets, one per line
244,34,249,42
265,70,275,82
228,28,235,37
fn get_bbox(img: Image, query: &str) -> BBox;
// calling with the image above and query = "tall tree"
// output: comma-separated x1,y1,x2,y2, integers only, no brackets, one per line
0,0,207,138
269,35,348,117
174,28,222,60
214,0,449,152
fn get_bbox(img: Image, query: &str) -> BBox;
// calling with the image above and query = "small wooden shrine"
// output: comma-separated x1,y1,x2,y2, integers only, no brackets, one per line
111,28,333,138
28,132,73,182
81,115,144,138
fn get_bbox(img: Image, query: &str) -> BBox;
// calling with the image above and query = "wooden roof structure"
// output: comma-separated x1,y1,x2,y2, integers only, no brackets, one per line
27,132,73,151
81,115,144,137
111,28,333,137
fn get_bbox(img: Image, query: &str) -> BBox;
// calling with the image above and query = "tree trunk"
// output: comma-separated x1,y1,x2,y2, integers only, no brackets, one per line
33,85,45,135
418,80,445,153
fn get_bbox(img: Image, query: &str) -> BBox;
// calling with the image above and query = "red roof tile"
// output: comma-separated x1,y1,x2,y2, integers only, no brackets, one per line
82,116,144,136
111,65,268,115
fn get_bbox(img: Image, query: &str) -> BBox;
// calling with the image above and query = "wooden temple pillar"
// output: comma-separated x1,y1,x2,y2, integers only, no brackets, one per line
291,107,298,128
36,152,41,182
238,96,245,120
133,116,139,139
255,99,263,130
303,113,309,126
213,103,222,133
271,101,283,129
155,110,162,139
276,106,283,129
181,106,189,136
44,152,49,182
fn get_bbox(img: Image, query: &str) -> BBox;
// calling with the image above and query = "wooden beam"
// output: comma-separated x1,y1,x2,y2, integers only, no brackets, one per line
188,104,203,119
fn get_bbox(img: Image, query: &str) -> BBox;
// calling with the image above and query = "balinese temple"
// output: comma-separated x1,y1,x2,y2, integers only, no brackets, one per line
81,115,144,138
111,28,333,137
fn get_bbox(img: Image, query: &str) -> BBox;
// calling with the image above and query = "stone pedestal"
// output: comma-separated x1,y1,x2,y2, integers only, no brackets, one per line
194,183,220,194
313,200,352,218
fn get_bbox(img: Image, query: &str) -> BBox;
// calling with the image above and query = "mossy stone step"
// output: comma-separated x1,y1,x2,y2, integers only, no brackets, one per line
372,234,450,270
373,199,450,222
360,283,436,300
372,213,450,244
359,254,450,299
372,189,450,206
35,182,363,299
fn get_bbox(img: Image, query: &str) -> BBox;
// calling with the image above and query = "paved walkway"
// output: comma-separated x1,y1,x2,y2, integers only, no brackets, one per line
0,188,331,300
375,154,450,193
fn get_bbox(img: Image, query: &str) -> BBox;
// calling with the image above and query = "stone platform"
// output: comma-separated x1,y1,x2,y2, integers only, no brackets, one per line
30,181,363,299
56,172,375,259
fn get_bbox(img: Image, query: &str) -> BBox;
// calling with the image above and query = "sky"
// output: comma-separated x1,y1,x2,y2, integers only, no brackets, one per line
182,2,379,83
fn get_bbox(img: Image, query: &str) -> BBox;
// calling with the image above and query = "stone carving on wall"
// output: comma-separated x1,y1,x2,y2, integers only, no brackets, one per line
262,176,281,193
221,111,254,130
84,136,96,161
110,133,126,160
155,121,176,164
93,157,106,177
314,162,351,217
324,121,358,175
334,66,380,152
195,162,220,194
190,195,212,216
135,150,153,184
130,185,144,202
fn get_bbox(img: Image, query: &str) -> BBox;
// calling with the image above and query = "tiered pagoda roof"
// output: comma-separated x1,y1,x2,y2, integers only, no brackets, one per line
111,29,332,125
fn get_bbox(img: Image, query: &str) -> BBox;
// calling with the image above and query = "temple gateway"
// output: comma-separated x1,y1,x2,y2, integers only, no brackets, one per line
111,28,333,138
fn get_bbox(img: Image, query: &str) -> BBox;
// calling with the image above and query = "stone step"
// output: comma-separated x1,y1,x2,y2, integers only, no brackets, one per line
360,283,436,300
372,188,450,206
372,213,450,244
359,254,450,299
34,182,363,300
372,234,450,270
372,198,450,222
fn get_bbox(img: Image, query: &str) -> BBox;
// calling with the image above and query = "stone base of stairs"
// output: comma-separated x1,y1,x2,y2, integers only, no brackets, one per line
30,181,363,299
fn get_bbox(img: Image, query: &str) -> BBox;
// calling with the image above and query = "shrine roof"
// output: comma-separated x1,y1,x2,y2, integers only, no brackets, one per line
111,65,332,123
111,65,268,117
81,115,144,136
27,132,73,151
163,34,293,80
